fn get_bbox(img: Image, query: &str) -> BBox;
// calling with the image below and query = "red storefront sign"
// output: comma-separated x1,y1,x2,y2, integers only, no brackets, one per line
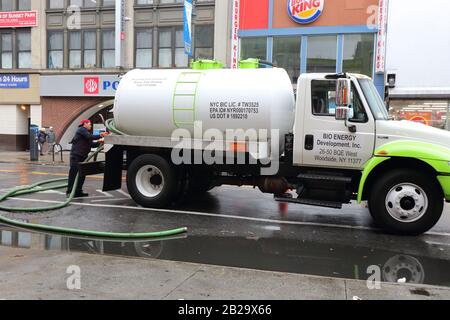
0,11,38,28
84,77,100,95
402,112,433,126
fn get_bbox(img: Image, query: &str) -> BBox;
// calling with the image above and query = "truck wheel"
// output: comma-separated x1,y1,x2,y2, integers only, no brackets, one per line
127,154,178,208
368,169,443,235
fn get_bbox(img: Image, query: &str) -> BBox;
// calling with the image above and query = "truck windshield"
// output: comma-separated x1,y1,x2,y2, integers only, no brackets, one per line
358,79,389,120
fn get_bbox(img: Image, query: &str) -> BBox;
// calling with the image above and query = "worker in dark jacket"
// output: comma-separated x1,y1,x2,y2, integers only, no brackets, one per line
67,119,108,197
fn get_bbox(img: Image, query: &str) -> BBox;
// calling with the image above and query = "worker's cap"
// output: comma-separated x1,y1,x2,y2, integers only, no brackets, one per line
79,119,91,127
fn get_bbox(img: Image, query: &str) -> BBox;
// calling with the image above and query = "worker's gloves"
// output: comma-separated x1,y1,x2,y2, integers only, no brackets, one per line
100,132,110,138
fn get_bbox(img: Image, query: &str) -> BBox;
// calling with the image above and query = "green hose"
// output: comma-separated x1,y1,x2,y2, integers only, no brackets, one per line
105,118,127,136
0,120,188,239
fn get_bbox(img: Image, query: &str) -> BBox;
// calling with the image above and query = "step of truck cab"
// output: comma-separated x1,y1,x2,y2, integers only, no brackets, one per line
297,173,352,183
274,195,343,209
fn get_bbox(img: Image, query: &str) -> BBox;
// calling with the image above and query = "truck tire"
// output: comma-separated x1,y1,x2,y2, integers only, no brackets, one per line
127,154,178,208
368,169,443,235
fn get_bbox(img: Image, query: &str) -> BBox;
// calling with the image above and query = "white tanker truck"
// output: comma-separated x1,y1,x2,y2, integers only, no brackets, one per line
87,68,450,235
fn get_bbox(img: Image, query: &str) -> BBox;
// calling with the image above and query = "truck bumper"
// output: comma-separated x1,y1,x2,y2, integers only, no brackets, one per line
437,176,450,202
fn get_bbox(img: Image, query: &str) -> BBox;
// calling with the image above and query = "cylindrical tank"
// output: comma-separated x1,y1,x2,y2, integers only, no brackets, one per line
113,68,295,149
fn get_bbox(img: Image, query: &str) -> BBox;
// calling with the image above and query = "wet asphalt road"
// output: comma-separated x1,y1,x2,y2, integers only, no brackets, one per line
1,161,450,288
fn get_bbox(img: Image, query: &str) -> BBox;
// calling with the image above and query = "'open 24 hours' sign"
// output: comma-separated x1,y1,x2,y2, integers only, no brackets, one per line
288,0,324,24
0,74,29,89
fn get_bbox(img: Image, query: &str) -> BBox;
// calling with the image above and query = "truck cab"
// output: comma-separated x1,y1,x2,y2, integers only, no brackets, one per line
294,73,380,169
282,73,450,235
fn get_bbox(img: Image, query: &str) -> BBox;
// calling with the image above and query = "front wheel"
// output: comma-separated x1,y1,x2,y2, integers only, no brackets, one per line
127,154,178,208
368,169,444,235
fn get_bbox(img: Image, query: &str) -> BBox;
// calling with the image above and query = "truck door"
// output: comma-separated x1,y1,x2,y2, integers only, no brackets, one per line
300,77,375,169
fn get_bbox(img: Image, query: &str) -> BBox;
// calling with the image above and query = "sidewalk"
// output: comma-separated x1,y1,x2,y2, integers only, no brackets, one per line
1,246,450,300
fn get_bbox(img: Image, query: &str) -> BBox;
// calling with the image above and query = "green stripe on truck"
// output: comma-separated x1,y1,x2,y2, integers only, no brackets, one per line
357,156,390,204
437,176,450,201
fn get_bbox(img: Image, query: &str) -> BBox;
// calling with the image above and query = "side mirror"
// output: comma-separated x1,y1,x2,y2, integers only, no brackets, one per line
335,79,352,121
335,106,349,121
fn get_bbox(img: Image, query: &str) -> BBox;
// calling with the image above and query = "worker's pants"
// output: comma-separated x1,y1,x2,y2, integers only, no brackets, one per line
67,154,87,195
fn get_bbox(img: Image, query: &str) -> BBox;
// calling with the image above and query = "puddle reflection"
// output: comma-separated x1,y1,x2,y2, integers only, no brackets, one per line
1,224,450,288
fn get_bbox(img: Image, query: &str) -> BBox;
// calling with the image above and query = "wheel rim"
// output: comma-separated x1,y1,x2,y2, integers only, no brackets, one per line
136,165,165,198
385,183,428,223
382,255,425,284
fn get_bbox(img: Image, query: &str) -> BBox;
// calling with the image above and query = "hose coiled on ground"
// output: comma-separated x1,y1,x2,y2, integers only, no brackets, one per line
0,120,188,239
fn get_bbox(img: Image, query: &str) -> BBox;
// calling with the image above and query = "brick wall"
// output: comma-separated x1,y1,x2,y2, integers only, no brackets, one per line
0,134,28,151
41,97,107,143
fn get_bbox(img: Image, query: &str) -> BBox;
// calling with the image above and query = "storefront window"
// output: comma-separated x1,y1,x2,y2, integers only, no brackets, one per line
48,31,64,69
70,0,96,8
343,34,375,77
158,27,188,68
69,31,82,69
84,31,97,68
17,30,31,68
0,0,14,11
49,0,64,8
158,28,172,67
136,0,154,4
306,35,337,73
240,37,267,61
273,36,301,84
160,0,183,4
103,0,116,6
136,28,153,68
389,100,450,130
175,28,188,67
68,31,97,68
0,33,12,69
102,30,115,68
194,25,214,60
18,0,30,10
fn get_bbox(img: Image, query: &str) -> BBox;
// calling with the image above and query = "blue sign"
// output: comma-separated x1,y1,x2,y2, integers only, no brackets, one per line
0,74,30,89
103,80,120,91
184,0,193,57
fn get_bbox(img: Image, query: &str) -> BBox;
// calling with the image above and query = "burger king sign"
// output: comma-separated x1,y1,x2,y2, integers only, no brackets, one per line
288,0,324,24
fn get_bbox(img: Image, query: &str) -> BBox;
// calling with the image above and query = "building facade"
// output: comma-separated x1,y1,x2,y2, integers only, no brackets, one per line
0,0,216,151
235,0,383,96
0,0,40,151
1,0,449,151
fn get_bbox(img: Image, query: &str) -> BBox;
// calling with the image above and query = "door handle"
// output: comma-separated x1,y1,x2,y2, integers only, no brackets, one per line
305,134,314,151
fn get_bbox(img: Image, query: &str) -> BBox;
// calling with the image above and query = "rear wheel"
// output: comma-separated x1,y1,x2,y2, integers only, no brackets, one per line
127,154,178,208
368,169,443,235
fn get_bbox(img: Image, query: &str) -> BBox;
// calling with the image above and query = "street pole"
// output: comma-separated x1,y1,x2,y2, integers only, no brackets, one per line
115,0,124,68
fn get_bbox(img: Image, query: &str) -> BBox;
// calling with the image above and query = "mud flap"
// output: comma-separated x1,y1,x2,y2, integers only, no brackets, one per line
103,146,124,191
